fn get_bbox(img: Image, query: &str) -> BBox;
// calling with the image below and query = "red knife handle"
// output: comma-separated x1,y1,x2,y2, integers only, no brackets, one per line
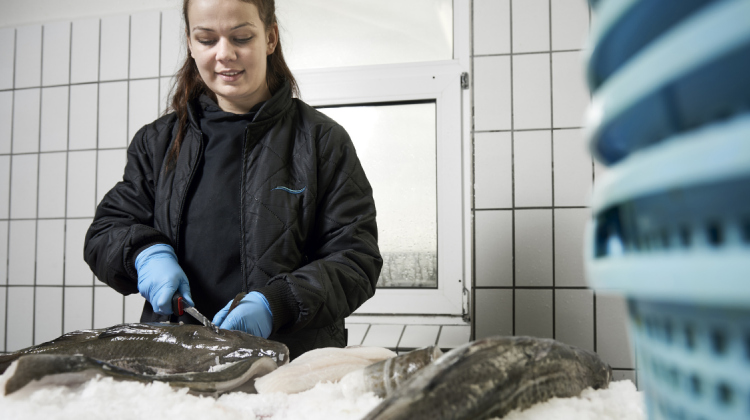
171,294,185,316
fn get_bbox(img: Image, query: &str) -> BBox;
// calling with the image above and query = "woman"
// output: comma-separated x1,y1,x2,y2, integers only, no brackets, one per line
84,0,381,359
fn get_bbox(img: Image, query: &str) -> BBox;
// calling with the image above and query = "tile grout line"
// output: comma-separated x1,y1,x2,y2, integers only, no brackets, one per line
472,48,582,58
474,126,584,133
395,325,406,352
61,20,73,336
359,324,372,346
1,146,128,156
469,0,476,341
91,17,102,329
509,0,515,337
0,75,172,93
0,216,100,222
126,15,132,150
474,206,589,211
548,0,556,341
32,24,45,346
4,28,17,353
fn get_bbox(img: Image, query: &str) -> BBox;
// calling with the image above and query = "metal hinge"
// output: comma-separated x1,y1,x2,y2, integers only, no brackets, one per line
460,72,469,90
461,286,471,323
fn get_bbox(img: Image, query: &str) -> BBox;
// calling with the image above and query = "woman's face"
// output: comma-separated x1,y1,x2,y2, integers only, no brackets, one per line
187,0,277,113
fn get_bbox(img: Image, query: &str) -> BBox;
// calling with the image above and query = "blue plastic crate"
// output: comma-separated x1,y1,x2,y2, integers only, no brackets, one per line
587,0,715,91
585,0,750,165
587,113,750,302
586,114,750,419
627,299,750,420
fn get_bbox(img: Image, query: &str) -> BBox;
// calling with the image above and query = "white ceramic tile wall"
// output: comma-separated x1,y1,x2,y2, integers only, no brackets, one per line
473,56,511,131
96,149,127,203
98,82,129,148
0,4,631,368
36,219,65,286
129,12,161,79
14,25,42,89
40,86,69,152
474,210,512,287
515,289,553,338
128,79,159,140
93,286,124,329
42,21,71,87
474,132,512,209
8,220,36,285
63,286,93,332
70,18,100,84
471,0,633,370
0,157,8,219
68,84,98,150
100,15,130,82
35,287,63,343
552,51,589,128
6,286,34,351
0,28,15,90
0,92,12,153
12,88,40,154
473,0,510,55
10,154,38,218
511,0,549,53
514,209,552,287
64,218,94,286
37,152,67,218
125,293,145,323
0,287,5,349
514,130,551,207
553,129,592,206
0,19,152,345
0,222,7,283
512,54,551,130
66,150,96,217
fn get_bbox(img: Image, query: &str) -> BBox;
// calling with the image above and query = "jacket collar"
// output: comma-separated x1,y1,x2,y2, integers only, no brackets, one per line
186,80,293,130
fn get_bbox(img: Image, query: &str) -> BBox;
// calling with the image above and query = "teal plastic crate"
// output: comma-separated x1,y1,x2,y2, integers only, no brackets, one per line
586,115,750,420
585,0,750,165
627,299,750,420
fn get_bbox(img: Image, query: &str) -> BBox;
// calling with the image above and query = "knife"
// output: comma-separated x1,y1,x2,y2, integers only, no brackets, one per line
171,293,220,333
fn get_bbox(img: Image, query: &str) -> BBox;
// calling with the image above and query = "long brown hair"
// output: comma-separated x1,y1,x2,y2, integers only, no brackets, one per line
164,0,299,171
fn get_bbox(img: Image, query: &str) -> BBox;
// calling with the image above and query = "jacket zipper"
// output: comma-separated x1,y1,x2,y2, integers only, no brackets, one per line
239,126,250,292
173,130,205,248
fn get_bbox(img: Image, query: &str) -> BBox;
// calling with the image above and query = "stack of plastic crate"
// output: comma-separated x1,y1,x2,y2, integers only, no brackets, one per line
583,1,750,419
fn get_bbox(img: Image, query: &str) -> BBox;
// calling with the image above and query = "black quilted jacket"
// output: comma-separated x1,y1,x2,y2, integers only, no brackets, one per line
84,81,382,357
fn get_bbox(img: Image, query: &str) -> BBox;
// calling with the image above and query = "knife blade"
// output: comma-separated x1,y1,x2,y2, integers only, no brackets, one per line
171,293,220,333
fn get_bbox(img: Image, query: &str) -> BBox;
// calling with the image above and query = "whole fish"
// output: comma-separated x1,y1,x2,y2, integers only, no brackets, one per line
340,346,443,398
3,353,277,395
255,346,397,394
362,336,612,420
0,322,289,395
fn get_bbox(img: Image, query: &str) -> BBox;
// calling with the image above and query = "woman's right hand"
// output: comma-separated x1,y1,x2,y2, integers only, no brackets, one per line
134,244,194,315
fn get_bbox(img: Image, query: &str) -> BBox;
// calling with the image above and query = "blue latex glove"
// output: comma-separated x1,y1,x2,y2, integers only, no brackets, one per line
134,244,194,315
212,292,273,338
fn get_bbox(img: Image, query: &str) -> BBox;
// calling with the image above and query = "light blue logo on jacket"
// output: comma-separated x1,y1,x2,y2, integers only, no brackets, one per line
271,186,306,194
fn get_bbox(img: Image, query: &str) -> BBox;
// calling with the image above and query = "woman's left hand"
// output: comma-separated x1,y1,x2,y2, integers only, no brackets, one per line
213,292,273,338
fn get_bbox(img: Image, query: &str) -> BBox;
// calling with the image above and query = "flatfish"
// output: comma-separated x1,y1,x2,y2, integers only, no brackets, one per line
255,346,396,394
362,336,612,420
0,322,289,395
